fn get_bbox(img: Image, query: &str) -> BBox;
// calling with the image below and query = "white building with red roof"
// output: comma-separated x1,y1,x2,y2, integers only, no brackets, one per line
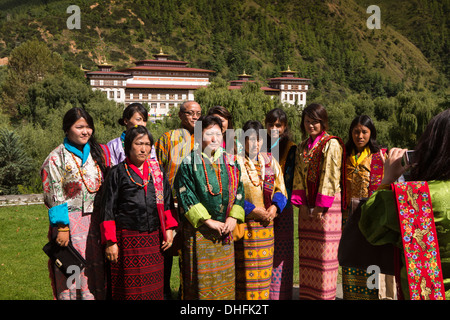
86,49,310,119
86,63,132,104
228,67,310,107
85,49,214,119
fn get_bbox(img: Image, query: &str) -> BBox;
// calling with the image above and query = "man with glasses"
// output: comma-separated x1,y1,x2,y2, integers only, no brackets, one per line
154,100,202,299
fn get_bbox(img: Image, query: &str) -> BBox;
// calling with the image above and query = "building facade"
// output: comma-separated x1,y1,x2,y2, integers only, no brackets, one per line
229,67,310,107
85,49,214,120
86,50,310,120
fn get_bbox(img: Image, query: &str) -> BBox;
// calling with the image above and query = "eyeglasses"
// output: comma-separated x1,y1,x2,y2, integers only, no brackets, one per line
183,111,202,117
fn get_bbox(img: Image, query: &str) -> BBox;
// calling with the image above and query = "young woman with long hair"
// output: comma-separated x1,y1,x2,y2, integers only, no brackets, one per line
360,109,450,300
341,115,388,300
291,103,345,300
265,108,296,300
41,107,111,300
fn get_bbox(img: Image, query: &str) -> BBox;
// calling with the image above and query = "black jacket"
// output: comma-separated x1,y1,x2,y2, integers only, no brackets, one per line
101,161,172,233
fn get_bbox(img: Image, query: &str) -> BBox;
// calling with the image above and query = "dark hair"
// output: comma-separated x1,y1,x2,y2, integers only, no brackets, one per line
63,107,108,174
193,115,223,144
196,115,223,131
118,103,148,126
123,125,154,157
300,103,329,137
243,120,264,140
265,108,287,127
207,105,234,130
265,108,292,150
345,115,381,154
410,109,450,181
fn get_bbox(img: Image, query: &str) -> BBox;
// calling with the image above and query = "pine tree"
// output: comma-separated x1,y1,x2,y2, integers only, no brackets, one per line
0,128,33,195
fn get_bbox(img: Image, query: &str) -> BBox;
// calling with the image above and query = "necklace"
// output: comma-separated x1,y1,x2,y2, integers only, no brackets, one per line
124,162,151,188
244,160,262,187
201,156,222,196
71,153,102,193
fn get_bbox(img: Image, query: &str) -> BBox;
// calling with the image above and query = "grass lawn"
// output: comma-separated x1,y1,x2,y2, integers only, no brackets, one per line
0,204,53,300
0,204,339,300
167,207,304,298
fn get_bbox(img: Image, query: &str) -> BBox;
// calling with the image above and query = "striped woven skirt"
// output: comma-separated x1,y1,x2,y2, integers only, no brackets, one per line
110,229,164,300
270,203,294,300
298,193,342,300
342,266,379,300
180,223,235,300
235,220,274,300
341,217,379,300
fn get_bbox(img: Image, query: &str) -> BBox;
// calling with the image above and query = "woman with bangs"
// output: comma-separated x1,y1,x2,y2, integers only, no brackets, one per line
235,120,288,300
100,125,177,300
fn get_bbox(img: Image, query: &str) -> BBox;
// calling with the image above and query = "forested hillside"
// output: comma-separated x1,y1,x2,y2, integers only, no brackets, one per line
0,0,448,194
0,0,448,94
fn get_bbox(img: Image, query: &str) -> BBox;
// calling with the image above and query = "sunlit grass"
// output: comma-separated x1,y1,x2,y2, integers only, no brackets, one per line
0,204,52,300
0,204,339,300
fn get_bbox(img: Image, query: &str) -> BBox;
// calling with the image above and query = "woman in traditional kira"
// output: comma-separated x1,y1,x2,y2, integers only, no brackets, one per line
265,108,297,300
234,120,288,300
100,125,177,300
340,115,391,300
291,103,345,300
41,107,111,300
174,115,245,300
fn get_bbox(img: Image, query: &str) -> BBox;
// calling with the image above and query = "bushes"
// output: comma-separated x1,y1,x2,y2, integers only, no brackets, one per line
0,129,34,195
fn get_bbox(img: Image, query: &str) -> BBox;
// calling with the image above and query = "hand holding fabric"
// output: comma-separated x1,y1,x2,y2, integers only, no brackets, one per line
311,206,326,219
267,204,278,219
248,207,269,222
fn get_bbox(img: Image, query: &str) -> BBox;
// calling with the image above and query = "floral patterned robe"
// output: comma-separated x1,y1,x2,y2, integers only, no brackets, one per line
41,144,106,300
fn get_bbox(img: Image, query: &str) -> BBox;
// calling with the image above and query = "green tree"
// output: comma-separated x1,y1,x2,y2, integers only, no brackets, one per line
20,74,93,127
195,79,287,129
390,91,445,148
0,128,33,195
0,39,63,118
13,74,125,194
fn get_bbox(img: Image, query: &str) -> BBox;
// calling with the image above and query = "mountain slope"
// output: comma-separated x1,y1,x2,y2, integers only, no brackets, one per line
0,0,447,98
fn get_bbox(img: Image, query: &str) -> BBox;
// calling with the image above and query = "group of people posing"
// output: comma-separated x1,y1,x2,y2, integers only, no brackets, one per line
41,100,450,300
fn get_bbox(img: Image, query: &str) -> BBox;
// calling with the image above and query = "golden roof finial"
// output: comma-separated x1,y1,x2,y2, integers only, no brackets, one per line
282,65,296,73
239,70,251,77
